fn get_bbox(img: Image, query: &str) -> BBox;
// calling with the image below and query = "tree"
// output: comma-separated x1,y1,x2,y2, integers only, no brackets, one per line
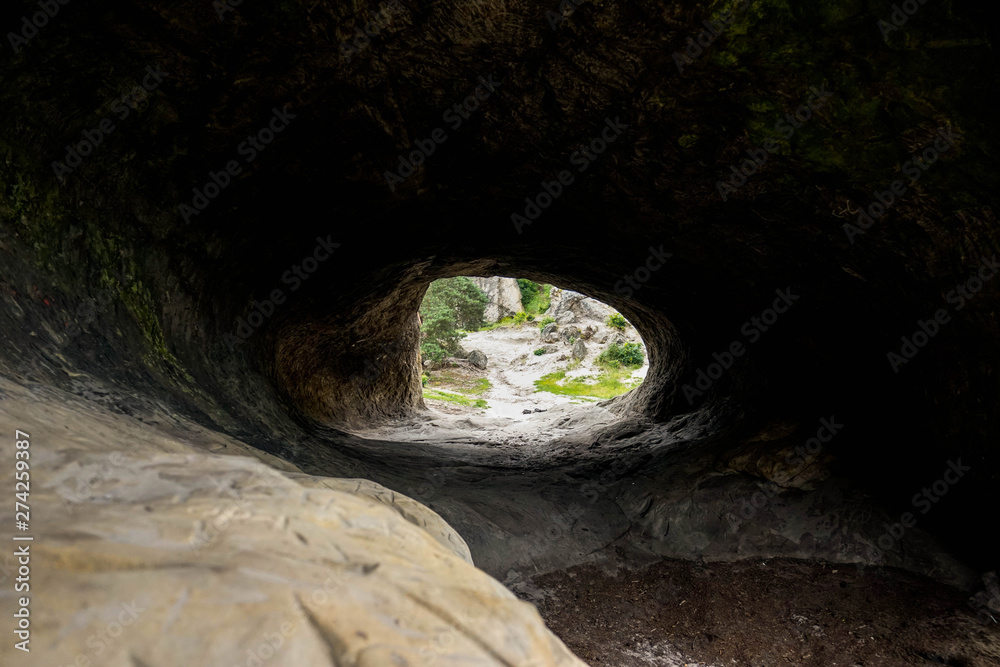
419,277,489,361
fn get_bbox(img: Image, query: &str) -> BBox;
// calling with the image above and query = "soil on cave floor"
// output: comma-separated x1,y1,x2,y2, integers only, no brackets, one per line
525,557,1000,667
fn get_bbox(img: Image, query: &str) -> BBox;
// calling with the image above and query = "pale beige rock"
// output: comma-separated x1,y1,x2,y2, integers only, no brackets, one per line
472,276,524,322
0,378,586,667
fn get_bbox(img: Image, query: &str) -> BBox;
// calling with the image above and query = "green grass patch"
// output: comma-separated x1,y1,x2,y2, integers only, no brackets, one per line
423,388,488,409
477,316,515,331
534,367,641,400
469,377,491,395
425,370,491,396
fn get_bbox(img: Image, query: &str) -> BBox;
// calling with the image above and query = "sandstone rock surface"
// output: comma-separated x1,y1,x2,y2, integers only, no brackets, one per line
0,378,586,667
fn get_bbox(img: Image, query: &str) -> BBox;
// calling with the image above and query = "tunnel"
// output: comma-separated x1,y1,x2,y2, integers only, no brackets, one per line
1,0,999,664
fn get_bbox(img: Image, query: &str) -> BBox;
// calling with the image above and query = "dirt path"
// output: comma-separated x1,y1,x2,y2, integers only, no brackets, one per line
458,317,648,419
357,297,648,447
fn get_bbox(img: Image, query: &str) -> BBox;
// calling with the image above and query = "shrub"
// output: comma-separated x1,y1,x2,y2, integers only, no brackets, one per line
517,278,539,304
419,277,489,361
538,316,556,328
534,348,546,356
606,312,628,331
421,373,429,386
598,341,644,368
518,280,553,315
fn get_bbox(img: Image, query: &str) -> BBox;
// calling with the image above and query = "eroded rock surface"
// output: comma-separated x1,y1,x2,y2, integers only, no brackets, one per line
472,277,524,323
0,378,583,666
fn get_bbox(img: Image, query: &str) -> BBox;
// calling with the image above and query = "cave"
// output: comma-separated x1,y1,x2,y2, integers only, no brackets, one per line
1,0,999,664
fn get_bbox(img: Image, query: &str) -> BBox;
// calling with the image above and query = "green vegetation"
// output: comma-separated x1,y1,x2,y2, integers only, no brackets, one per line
537,316,556,328
606,312,628,331
534,348,546,356
534,367,641,400
452,278,553,334
422,388,488,409
535,341,645,398
423,369,490,395
469,377,492,395
421,373,429,387
597,341,645,368
419,277,489,361
518,279,552,316
478,315,516,331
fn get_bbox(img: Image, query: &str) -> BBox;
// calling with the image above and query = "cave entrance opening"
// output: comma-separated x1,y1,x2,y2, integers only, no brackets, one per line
417,275,648,421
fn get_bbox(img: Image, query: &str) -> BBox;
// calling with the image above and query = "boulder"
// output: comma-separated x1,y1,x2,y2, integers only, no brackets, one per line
572,338,587,360
0,383,587,667
468,349,488,369
549,287,614,325
472,276,524,322
541,322,560,343
560,325,582,343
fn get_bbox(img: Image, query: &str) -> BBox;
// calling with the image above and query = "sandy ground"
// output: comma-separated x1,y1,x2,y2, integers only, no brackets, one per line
460,320,648,419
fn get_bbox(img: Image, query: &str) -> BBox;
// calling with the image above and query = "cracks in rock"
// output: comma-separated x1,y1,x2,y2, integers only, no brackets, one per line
295,592,350,667
400,588,517,667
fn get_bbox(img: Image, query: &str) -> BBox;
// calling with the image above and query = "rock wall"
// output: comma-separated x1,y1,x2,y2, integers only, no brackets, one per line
472,276,524,322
